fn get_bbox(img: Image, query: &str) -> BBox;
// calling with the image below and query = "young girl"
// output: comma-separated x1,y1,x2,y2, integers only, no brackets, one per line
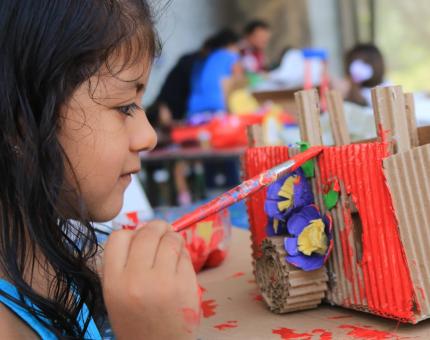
0,1,199,339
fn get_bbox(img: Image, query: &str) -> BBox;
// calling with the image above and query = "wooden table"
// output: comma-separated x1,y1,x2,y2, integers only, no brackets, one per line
197,228,430,339
140,146,246,164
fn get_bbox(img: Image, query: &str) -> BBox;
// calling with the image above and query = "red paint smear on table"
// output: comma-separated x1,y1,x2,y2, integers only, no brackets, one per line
201,299,217,318
254,294,263,302
272,327,312,340
214,320,238,331
244,146,291,258
339,324,399,339
312,328,333,340
318,143,415,321
228,272,245,279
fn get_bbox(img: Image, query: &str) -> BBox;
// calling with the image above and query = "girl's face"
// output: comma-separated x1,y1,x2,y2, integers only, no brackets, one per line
58,58,157,222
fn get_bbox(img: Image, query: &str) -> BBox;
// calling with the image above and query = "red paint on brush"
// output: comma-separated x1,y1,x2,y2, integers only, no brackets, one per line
318,143,415,321
272,328,312,340
339,325,398,339
312,328,333,340
201,299,217,318
214,320,238,331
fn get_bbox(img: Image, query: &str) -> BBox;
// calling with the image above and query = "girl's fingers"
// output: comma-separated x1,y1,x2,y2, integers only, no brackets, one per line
153,231,185,275
103,229,134,280
177,245,196,277
126,220,169,272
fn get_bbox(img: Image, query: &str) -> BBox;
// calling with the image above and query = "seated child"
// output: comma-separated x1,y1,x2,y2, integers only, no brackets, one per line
0,1,199,339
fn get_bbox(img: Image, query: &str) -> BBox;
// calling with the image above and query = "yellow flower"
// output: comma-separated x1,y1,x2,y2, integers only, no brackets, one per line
276,175,297,212
297,219,327,256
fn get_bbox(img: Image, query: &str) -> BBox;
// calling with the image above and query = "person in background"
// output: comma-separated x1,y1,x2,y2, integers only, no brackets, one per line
240,19,272,73
343,43,386,106
156,36,219,121
187,29,243,121
146,102,193,206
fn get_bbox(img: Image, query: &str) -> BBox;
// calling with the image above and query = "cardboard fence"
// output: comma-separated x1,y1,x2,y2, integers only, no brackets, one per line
243,86,430,323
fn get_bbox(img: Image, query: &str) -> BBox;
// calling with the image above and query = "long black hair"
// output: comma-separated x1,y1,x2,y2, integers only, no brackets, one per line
0,0,159,337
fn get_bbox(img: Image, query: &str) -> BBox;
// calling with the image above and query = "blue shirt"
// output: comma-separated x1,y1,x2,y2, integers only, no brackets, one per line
0,279,101,339
188,49,239,115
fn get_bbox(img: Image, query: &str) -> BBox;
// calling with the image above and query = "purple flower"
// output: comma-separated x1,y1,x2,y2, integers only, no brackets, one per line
264,168,314,222
283,205,333,271
266,218,287,236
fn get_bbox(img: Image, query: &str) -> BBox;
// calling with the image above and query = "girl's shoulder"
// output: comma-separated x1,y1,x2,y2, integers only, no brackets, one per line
0,302,39,339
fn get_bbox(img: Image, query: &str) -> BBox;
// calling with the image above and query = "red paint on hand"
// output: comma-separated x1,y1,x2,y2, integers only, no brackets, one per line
214,320,238,331
272,327,312,340
339,325,399,339
201,299,217,318
182,307,200,327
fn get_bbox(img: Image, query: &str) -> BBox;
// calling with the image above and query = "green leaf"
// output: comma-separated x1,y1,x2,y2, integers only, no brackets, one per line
323,189,339,210
297,141,315,178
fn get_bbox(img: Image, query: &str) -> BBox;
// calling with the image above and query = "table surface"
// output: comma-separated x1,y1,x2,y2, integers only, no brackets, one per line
197,228,430,339
140,146,246,163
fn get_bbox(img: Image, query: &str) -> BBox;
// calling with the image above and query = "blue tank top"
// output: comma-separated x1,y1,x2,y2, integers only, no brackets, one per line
0,279,101,339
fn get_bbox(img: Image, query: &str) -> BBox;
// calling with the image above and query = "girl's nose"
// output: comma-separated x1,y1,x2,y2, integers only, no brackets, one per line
128,108,157,152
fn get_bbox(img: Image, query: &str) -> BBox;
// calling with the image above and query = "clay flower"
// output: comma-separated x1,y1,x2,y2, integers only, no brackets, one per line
264,168,314,222
283,205,333,271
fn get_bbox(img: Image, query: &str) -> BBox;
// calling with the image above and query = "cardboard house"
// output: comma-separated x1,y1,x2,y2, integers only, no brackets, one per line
244,86,430,323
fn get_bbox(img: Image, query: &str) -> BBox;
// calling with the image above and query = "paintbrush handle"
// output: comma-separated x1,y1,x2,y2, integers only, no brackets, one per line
172,146,323,232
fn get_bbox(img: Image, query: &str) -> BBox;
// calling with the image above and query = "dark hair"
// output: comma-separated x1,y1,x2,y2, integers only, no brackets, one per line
243,19,270,36
0,0,159,337
207,28,239,50
345,43,385,87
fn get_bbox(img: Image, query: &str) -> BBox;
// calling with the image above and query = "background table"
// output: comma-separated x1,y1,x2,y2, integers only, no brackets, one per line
197,228,430,339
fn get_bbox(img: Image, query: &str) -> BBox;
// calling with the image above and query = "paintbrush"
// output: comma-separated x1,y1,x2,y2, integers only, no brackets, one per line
172,146,324,233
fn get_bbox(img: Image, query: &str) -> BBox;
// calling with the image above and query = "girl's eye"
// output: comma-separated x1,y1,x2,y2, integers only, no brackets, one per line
116,103,141,117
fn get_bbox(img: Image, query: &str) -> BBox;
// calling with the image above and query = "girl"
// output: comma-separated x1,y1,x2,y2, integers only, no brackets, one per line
0,1,199,339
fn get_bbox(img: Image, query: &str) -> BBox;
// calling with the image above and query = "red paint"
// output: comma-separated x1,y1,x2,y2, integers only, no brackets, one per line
229,272,245,279
254,294,263,301
272,327,312,340
201,299,217,318
339,324,398,339
318,143,415,321
205,249,227,268
327,315,353,320
247,279,257,284
182,308,200,327
214,320,238,331
312,328,333,340
126,211,138,224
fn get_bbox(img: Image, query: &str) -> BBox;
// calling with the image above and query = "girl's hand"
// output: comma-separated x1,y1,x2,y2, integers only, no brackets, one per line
102,220,200,340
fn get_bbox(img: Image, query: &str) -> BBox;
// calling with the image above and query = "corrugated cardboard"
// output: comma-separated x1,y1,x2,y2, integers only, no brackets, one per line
384,143,430,322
